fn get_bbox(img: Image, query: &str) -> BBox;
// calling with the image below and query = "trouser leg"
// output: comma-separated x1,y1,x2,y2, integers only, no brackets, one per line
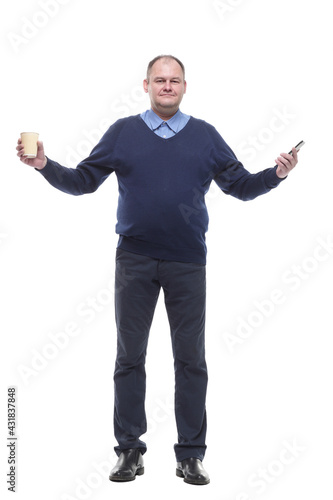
159,260,208,462
113,249,160,456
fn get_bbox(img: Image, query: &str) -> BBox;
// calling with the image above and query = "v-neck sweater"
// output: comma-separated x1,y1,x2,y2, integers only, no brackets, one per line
38,114,284,264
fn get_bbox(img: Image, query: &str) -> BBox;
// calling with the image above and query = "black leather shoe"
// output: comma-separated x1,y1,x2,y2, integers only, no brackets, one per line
109,449,144,482
176,457,210,485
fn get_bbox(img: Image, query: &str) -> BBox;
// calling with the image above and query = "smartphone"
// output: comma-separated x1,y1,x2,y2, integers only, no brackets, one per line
289,140,305,155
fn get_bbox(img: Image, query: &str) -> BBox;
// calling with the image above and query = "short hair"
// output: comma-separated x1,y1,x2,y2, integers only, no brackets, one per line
146,55,186,81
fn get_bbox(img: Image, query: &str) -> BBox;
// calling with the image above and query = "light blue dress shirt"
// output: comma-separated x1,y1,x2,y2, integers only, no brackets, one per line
140,108,191,139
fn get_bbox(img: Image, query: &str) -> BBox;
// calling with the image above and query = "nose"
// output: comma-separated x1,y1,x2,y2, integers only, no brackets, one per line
163,80,172,91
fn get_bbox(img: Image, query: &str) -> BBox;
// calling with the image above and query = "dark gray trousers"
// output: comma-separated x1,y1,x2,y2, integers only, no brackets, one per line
113,248,207,462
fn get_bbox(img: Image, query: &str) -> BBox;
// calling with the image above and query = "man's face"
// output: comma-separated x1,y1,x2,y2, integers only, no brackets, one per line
143,58,187,119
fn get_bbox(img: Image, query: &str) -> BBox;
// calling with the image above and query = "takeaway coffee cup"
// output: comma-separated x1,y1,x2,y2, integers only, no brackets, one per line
20,132,39,158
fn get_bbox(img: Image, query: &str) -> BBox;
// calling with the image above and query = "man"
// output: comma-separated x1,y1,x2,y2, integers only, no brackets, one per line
16,55,298,485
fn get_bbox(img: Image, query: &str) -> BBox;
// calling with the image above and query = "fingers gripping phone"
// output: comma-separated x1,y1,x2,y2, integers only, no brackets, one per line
289,140,305,155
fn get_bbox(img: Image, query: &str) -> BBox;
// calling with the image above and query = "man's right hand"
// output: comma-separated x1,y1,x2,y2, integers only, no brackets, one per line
16,138,47,170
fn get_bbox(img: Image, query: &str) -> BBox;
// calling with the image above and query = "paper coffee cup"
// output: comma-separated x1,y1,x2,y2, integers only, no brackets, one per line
20,132,39,158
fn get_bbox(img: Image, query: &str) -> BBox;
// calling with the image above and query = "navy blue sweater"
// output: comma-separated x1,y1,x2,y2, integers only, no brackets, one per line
39,114,284,264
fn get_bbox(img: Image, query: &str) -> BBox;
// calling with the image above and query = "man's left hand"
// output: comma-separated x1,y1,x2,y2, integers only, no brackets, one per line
275,147,298,179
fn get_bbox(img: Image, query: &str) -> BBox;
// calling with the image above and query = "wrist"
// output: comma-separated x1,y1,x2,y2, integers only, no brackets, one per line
37,156,47,170
275,166,287,179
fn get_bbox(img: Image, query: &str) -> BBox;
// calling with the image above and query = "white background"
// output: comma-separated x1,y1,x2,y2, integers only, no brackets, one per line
1,1,332,499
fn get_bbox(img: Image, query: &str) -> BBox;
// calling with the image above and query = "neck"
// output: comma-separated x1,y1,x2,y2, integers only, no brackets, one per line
151,106,179,121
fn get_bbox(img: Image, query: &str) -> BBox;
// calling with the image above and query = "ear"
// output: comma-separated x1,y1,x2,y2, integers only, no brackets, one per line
184,80,187,94
143,79,149,93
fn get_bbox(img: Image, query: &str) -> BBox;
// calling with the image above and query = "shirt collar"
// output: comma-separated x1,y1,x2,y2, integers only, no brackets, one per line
147,108,182,134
